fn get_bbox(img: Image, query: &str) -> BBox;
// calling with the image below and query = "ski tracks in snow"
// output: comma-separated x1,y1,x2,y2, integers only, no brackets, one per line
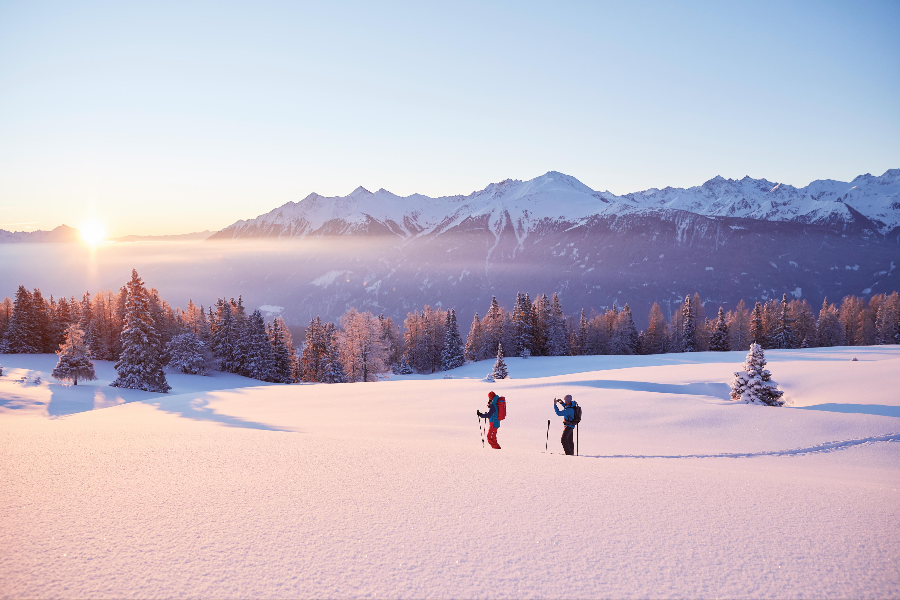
584,432,900,459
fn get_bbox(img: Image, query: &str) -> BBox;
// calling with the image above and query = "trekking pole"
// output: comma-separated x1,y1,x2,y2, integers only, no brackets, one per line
545,419,550,453
479,416,484,449
576,422,579,456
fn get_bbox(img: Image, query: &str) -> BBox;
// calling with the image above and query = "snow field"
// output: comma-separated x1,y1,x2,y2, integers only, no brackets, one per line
1,347,899,598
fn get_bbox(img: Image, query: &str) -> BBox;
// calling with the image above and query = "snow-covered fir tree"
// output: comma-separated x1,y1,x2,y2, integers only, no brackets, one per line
511,292,534,357
51,324,97,385
245,309,275,381
681,295,698,353
491,342,508,380
322,322,346,383
874,292,900,345
5,285,40,354
730,343,784,406
268,316,296,383
709,307,729,351
111,269,170,393
464,312,484,362
610,304,638,355
547,293,568,356
771,293,797,349
441,308,465,370
481,296,503,358
749,301,766,347
397,353,414,375
166,331,211,375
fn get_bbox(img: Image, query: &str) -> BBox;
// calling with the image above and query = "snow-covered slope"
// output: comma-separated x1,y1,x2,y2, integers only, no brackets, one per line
2,347,899,598
210,168,900,241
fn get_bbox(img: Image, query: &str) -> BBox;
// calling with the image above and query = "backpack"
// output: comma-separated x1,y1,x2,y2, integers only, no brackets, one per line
497,396,506,421
565,404,582,426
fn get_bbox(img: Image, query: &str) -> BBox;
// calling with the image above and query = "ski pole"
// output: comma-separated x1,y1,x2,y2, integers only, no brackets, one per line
576,422,579,456
545,419,550,453
479,415,484,448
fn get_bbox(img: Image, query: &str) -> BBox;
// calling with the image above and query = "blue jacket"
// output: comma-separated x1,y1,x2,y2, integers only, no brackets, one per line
554,401,577,428
479,398,500,428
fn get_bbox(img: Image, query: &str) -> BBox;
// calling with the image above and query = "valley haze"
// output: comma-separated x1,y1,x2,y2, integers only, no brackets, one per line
2,169,898,328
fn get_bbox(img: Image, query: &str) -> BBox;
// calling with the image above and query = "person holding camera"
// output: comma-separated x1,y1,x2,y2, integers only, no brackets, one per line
553,394,581,455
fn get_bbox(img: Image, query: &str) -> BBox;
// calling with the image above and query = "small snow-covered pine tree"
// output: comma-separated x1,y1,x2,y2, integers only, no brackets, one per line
166,331,211,375
441,308,465,370
397,353,414,375
51,324,97,385
730,343,784,406
491,342,508,380
709,307,729,351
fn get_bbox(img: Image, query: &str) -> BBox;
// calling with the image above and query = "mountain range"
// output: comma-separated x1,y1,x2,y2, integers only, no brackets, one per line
3,170,898,327
199,169,899,326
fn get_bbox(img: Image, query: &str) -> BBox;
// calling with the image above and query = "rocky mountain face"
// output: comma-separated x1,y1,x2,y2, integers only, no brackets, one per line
203,170,900,327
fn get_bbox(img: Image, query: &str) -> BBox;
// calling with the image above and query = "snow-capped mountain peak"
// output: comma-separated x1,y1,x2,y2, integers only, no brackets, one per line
209,168,900,242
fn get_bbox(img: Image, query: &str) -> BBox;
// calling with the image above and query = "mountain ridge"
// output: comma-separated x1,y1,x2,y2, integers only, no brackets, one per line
209,168,900,241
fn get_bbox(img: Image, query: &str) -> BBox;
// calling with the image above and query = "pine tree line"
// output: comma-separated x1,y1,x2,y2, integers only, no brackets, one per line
3,275,899,385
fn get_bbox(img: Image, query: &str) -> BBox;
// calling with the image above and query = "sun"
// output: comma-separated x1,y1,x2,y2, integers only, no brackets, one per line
79,219,107,246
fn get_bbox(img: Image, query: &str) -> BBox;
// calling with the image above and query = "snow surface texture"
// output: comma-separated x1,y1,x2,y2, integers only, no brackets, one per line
2,347,899,598
210,168,900,240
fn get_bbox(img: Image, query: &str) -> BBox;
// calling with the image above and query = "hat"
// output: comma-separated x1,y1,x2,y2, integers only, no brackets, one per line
564,394,573,405
488,391,496,399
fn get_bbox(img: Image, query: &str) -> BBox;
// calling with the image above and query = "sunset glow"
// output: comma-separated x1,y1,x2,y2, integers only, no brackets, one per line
79,219,107,246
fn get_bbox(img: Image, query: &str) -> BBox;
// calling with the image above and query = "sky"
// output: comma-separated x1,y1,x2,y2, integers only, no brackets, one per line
0,0,898,237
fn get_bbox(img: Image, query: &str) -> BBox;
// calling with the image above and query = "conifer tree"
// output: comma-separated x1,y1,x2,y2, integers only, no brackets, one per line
729,343,784,406
441,308,465,370
481,296,503,358
645,302,668,355
681,295,698,352
4,286,39,354
0,296,13,352
815,299,845,347
166,331,210,375
51,324,97,385
491,342,508,380
464,312,484,362
268,316,295,383
610,304,638,355
31,289,53,352
547,293,568,356
112,269,170,393
322,322,346,383
299,317,325,382
245,309,275,381
749,301,766,347
397,353,414,375
771,293,797,349
531,293,550,356
875,292,900,345
728,299,750,351
709,307,729,351
511,292,534,357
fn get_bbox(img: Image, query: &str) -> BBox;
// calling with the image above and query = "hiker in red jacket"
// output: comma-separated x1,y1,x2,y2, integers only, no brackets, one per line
477,391,502,449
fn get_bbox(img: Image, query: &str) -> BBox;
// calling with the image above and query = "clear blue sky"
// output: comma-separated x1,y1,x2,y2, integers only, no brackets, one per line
1,0,898,236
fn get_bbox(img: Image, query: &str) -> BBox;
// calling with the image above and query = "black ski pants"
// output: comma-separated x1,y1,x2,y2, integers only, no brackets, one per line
561,426,574,456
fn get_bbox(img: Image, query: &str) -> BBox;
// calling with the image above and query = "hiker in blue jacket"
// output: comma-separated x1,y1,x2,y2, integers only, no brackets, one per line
477,391,502,449
553,394,578,455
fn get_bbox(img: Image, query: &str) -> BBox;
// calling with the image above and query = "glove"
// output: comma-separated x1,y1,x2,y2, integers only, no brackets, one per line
477,410,484,418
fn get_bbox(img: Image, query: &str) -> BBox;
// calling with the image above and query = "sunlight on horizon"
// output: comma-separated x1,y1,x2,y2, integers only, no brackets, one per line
79,219,107,246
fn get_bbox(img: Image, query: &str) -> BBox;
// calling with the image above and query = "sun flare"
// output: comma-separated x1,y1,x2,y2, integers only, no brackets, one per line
79,219,107,246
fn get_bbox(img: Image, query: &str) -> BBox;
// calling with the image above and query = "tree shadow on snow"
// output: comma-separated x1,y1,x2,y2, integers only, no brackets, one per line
146,392,296,432
795,404,900,418
47,384,101,417
524,379,732,400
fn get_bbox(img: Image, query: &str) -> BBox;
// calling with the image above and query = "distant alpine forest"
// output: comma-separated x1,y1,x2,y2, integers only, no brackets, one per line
1,269,898,391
